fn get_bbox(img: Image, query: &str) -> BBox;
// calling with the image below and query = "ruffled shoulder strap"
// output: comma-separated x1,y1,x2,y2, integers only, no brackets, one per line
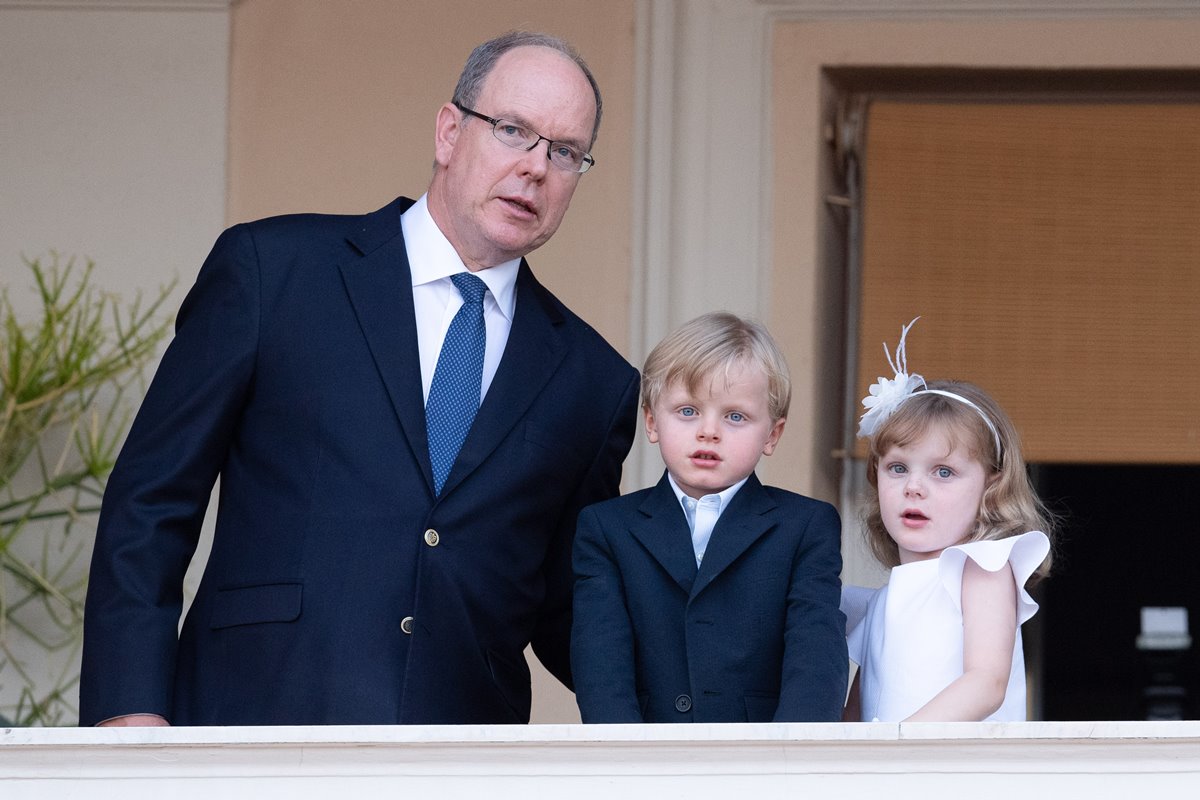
938,531,1050,626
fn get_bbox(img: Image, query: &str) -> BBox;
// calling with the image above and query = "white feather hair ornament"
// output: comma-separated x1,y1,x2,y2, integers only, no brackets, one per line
857,316,926,439
856,316,1003,457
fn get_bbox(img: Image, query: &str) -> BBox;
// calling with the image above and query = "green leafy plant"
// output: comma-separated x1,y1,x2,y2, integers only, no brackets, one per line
0,254,174,725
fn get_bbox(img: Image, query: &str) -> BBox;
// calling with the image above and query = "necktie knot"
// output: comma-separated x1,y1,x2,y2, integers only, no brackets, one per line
451,272,487,306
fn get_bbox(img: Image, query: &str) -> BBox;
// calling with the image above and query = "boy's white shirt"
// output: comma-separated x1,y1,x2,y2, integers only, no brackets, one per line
666,473,748,567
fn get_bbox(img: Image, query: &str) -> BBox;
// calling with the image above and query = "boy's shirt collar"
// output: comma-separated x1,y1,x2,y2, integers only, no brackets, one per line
667,473,749,567
666,473,749,519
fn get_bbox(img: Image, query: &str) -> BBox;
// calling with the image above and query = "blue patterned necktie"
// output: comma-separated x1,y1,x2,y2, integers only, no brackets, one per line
426,272,488,495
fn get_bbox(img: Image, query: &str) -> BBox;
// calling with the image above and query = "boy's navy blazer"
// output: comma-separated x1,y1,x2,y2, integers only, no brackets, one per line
80,196,639,726
572,472,847,723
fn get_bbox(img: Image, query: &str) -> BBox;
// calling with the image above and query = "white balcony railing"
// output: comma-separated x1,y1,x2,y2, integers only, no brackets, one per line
3,721,1200,798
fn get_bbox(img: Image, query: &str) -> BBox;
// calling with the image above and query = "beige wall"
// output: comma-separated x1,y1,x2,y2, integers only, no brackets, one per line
0,0,230,723
228,0,636,356
0,3,228,316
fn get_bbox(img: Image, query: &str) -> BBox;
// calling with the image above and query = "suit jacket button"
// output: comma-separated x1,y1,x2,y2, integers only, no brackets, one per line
675,694,692,713
423,529,440,547
400,616,414,635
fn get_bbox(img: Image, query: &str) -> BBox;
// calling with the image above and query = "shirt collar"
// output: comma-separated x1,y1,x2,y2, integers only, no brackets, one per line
401,193,519,322
667,472,749,516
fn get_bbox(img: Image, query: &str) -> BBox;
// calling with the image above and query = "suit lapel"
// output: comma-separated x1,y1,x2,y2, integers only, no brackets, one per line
338,198,435,493
437,262,567,497
690,474,777,600
630,475,698,595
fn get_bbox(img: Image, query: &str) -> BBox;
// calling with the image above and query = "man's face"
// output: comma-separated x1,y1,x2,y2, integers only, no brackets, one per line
427,46,596,270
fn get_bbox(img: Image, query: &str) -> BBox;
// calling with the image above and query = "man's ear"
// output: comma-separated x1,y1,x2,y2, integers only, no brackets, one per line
643,406,660,444
433,103,461,169
761,417,786,456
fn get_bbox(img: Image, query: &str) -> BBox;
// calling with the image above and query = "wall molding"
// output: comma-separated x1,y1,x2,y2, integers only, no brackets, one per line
0,0,230,10
754,0,1200,17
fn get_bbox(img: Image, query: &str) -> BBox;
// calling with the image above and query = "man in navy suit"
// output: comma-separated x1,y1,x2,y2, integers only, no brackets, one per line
80,31,638,726
572,313,846,723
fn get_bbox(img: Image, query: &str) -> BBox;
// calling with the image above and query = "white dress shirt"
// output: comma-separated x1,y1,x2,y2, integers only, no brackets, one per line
401,194,519,403
667,473,748,567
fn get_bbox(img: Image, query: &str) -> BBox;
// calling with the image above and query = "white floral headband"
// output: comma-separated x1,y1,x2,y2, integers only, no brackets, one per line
857,317,1002,457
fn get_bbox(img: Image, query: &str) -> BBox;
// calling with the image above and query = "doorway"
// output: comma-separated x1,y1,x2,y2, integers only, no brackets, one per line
1035,464,1198,720
828,68,1200,720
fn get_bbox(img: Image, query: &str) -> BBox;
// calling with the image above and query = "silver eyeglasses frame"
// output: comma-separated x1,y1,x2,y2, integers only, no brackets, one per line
453,102,595,174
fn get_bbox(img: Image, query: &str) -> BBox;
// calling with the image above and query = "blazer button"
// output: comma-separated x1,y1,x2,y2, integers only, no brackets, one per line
674,694,692,713
423,529,440,547
400,616,414,635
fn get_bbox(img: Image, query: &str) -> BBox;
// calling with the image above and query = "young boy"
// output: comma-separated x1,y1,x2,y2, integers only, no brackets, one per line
571,312,847,722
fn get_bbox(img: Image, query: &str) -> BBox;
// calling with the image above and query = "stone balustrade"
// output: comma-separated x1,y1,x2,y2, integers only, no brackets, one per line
3,721,1199,797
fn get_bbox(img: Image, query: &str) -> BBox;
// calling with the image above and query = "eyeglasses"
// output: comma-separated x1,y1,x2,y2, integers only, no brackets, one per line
454,102,595,174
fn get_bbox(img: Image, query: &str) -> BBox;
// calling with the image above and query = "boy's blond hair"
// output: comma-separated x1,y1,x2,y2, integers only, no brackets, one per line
641,312,791,421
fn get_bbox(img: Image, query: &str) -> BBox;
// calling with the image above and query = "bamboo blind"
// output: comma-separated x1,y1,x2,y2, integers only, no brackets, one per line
857,101,1200,463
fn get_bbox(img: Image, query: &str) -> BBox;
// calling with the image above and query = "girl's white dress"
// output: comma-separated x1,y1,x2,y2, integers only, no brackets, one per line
842,531,1050,722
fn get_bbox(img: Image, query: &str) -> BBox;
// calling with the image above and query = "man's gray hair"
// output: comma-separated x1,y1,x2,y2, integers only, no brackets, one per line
452,31,603,148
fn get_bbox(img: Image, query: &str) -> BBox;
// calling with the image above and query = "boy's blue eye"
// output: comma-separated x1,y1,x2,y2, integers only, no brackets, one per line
936,467,953,478
728,412,745,423
679,407,696,417
888,463,907,475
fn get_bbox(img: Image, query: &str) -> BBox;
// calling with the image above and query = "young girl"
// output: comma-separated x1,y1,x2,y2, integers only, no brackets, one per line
844,318,1053,722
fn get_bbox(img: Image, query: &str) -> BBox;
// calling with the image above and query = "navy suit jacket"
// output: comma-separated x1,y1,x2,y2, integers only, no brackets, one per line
79,196,639,726
571,472,847,723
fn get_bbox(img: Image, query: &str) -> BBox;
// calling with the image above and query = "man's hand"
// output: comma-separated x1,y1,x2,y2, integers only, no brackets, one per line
97,714,170,727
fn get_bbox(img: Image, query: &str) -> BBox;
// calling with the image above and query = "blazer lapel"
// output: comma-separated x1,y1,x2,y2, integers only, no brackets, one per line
690,474,777,600
338,197,435,492
437,262,566,497
630,474,698,595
